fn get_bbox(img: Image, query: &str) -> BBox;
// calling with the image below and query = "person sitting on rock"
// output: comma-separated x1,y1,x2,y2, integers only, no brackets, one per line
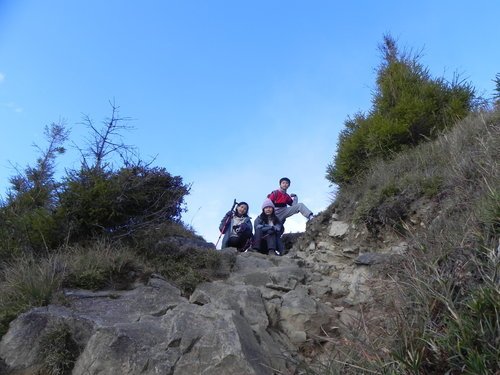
219,201,253,251
267,177,313,224
252,198,284,256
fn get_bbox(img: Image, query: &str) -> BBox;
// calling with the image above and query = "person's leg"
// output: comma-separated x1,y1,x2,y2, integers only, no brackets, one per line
260,241,268,254
252,229,264,252
226,236,240,248
231,234,250,251
276,237,284,256
276,203,313,222
237,233,252,251
265,234,278,255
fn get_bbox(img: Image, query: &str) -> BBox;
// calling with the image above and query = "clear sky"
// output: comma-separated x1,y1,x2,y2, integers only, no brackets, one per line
1,1,498,246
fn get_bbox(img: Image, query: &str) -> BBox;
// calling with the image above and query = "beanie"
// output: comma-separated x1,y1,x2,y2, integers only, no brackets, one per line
279,177,291,185
261,198,275,210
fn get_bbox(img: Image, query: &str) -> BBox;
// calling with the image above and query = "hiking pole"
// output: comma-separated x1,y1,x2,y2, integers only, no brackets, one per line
215,199,238,249
242,232,270,252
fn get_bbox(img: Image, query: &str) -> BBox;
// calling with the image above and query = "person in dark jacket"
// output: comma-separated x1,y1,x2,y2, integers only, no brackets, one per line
267,177,313,224
219,201,253,251
252,198,284,256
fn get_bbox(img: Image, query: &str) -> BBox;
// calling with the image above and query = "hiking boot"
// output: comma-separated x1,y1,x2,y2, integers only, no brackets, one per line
274,249,282,256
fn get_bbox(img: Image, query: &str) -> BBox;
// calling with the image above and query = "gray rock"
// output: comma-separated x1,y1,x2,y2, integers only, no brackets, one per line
189,281,269,331
0,283,289,375
328,221,349,238
158,303,282,375
279,286,332,345
354,252,389,265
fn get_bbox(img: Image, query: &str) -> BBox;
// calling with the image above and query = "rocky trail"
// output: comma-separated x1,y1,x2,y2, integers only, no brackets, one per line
0,207,409,375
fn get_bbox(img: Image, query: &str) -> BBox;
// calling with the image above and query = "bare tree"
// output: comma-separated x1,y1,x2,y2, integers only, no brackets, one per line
78,100,136,172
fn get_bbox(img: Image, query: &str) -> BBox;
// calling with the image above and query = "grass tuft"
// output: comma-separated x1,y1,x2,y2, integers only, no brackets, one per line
38,324,80,375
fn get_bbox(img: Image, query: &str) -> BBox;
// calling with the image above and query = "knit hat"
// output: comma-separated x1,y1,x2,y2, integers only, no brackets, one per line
279,177,291,185
261,198,275,209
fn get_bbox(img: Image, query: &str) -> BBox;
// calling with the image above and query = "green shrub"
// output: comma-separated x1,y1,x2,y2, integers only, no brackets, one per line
0,123,69,254
0,110,191,254
327,34,476,185
56,164,190,242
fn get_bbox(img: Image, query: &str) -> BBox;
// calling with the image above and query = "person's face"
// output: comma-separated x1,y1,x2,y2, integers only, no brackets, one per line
237,204,248,215
263,206,274,215
280,180,290,190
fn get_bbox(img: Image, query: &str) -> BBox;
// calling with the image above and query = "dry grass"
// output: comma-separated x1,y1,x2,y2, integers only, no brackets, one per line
321,109,499,374
0,223,230,338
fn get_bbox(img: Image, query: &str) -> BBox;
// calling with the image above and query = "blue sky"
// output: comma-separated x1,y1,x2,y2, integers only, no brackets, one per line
1,1,498,246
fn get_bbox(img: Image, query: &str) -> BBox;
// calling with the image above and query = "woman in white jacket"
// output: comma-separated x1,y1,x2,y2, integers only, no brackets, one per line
218,202,253,251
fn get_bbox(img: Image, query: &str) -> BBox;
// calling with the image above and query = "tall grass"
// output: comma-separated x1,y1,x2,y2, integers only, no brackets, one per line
325,109,499,374
0,254,65,336
0,225,229,338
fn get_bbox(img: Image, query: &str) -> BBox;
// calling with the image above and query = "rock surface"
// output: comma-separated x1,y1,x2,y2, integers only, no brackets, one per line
0,209,407,374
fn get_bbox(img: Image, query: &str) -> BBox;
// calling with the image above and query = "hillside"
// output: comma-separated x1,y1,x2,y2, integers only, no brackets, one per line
293,107,499,373
0,109,498,374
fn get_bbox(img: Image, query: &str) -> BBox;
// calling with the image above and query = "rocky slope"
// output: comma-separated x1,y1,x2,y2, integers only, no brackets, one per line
0,202,412,375
3,109,497,375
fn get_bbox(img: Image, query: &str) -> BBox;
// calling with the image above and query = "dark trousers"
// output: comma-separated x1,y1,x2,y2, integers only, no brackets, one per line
227,233,252,251
252,229,279,254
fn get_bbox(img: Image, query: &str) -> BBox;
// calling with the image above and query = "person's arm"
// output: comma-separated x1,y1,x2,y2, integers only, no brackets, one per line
254,216,262,231
237,217,253,235
255,217,273,232
272,219,283,234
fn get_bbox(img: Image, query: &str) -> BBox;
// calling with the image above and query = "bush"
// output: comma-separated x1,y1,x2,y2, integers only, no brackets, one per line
0,113,191,255
56,164,190,243
0,123,68,254
327,34,476,185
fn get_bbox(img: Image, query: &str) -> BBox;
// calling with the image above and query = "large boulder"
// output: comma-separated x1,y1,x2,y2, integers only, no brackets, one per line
279,286,335,345
0,276,292,375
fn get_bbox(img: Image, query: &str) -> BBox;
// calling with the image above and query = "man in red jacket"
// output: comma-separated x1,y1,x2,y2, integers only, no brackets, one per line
267,177,313,224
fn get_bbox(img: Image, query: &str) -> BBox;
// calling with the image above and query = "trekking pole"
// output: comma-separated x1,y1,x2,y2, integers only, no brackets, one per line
216,199,238,249
242,232,270,252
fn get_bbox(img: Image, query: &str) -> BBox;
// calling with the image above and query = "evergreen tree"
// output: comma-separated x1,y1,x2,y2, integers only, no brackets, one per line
327,34,476,185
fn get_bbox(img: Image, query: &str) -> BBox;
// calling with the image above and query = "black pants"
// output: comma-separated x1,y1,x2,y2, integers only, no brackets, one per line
252,229,279,254
227,234,252,251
